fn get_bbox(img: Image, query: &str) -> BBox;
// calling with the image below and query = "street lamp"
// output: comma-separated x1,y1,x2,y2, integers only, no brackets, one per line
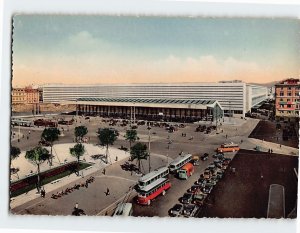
147,125,151,173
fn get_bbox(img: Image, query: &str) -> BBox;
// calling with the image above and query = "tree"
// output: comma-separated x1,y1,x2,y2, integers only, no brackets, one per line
97,128,118,164
74,126,88,143
10,146,21,179
11,146,21,161
130,142,149,173
70,143,85,175
125,129,138,149
25,146,50,193
41,127,60,166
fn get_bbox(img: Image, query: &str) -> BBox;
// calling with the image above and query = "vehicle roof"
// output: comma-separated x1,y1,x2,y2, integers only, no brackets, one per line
180,162,194,170
139,166,169,182
169,154,192,166
138,178,167,193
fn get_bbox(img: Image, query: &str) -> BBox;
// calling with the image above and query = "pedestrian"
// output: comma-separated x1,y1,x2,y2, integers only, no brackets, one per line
221,129,223,133
115,156,118,161
280,144,282,148
271,149,273,153
103,168,106,175
27,136,29,140
268,149,270,153
75,203,79,210
226,134,228,139
241,139,243,143
106,188,110,196
29,130,31,135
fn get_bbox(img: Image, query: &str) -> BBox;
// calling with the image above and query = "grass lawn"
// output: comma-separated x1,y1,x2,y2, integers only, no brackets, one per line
10,162,91,198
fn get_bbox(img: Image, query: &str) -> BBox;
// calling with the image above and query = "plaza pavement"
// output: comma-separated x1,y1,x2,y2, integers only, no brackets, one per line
10,116,298,217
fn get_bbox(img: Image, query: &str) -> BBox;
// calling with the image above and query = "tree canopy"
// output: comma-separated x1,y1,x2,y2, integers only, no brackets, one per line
75,126,88,142
130,142,149,173
97,128,118,147
10,146,21,161
70,143,85,163
41,128,60,145
25,146,51,165
125,129,138,147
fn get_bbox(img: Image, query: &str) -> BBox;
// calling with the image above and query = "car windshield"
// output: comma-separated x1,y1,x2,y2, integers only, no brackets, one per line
184,194,192,198
174,204,182,211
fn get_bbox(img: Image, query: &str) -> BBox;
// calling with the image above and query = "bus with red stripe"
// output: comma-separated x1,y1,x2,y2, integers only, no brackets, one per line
137,178,171,205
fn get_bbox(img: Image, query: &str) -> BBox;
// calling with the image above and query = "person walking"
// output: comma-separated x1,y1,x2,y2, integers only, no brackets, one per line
106,188,110,196
103,168,106,175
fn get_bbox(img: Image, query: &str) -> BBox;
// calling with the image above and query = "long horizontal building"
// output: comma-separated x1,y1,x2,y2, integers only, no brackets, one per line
65,97,224,123
42,82,268,115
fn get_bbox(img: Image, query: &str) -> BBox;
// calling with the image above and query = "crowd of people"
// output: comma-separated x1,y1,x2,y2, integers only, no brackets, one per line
51,176,95,199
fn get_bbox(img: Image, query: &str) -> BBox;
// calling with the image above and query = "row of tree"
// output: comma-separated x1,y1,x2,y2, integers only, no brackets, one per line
10,125,149,193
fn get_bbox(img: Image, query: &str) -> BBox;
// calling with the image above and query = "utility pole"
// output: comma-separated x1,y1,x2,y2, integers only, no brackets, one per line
147,124,151,173
229,100,231,123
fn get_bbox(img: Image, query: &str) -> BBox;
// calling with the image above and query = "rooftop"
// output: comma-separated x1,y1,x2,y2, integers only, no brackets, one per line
76,97,217,105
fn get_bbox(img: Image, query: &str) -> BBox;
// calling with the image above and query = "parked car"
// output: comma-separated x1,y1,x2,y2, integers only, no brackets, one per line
201,186,213,194
192,193,206,205
182,204,199,217
201,153,209,161
181,193,193,204
213,153,224,159
187,185,201,194
169,204,183,217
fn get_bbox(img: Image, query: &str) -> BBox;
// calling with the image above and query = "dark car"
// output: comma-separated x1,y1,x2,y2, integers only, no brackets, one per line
192,193,206,206
181,193,193,204
213,152,224,159
201,153,209,161
187,185,201,194
201,186,213,194
169,204,183,217
194,177,205,185
182,204,199,217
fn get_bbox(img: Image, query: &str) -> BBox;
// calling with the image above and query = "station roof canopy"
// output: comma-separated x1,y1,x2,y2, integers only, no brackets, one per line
65,97,223,110
77,97,216,105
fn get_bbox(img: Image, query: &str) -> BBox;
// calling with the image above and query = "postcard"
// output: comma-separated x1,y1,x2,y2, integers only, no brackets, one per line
10,15,299,219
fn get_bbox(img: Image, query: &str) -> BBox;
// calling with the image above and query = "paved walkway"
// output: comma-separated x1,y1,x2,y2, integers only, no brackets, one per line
10,143,131,209
241,138,299,156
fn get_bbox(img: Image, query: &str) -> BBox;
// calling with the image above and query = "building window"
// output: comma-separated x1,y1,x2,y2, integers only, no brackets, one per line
287,104,291,108
288,87,292,90
288,111,291,114
288,92,292,96
280,92,284,96
280,98,283,101
287,99,290,101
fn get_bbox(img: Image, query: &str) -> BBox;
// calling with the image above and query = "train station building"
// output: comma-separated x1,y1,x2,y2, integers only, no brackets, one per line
66,97,224,122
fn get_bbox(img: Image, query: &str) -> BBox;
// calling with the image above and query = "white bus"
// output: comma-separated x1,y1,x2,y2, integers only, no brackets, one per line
113,203,133,216
169,154,192,173
11,117,33,127
137,166,169,190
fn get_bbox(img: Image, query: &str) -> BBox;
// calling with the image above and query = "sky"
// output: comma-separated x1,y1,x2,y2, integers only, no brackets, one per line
12,15,300,86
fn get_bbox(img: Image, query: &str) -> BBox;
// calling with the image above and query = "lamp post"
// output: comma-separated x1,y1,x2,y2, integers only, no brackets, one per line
147,125,151,173
167,133,171,166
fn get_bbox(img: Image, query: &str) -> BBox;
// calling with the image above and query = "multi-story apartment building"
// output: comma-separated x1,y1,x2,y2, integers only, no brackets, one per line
275,78,300,121
25,86,40,104
42,82,268,116
11,88,26,104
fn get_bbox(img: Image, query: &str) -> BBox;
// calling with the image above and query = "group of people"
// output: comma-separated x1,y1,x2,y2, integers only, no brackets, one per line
268,148,274,153
51,176,95,199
